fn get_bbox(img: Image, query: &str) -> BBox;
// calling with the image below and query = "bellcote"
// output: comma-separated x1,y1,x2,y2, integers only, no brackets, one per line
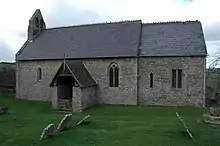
28,9,46,40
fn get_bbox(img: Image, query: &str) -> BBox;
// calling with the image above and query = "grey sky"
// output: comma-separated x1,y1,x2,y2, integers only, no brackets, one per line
0,0,219,63
0,39,15,62
45,0,103,28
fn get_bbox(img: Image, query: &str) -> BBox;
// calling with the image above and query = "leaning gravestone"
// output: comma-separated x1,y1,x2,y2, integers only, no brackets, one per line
176,112,194,141
56,114,72,132
0,107,8,115
40,123,56,140
77,115,90,126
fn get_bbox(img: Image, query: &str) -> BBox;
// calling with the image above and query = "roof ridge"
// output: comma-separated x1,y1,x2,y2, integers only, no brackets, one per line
143,20,201,25
45,20,142,31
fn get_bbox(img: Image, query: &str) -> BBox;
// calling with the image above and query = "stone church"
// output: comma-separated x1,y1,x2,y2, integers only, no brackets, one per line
16,9,207,112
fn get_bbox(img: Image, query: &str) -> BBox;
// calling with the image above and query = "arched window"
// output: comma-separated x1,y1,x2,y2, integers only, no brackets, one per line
37,67,42,81
150,72,153,88
35,17,39,28
108,63,119,87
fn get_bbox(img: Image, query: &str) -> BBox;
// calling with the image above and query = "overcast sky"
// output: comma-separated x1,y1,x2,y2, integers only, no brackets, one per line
0,0,219,63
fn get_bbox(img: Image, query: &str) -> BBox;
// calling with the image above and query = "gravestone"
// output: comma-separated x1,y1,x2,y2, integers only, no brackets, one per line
0,107,8,115
176,112,194,140
77,115,90,126
56,114,72,132
40,123,56,140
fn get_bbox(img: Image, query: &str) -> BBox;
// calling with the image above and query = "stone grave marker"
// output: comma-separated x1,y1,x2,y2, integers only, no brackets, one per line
77,115,90,126
56,113,72,132
0,107,8,115
176,112,194,141
40,123,56,140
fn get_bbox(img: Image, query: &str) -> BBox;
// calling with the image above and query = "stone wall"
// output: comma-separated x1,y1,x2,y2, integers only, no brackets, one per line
16,58,137,105
138,56,206,107
51,87,57,109
83,58,137,105
72,87,82,112
16,62,20,99
16,60,62,101
16,56,206,108
82,86,98,110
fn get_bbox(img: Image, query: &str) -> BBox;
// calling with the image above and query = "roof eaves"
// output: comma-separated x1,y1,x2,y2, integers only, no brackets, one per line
82,62,98,86
16,31,47,60
17,55,138,61
65,63,83,88
15,40,30,59
139,54,207,57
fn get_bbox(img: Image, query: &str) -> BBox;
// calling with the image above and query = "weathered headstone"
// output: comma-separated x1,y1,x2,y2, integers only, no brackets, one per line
0,107,8,115
56,114,72,132
77,115,90,126
40,123,56,140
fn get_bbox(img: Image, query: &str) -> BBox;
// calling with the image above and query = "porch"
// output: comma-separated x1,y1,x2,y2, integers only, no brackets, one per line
49,60,98,112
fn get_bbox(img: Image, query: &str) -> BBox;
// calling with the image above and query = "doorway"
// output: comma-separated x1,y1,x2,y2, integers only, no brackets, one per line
56,75,75,110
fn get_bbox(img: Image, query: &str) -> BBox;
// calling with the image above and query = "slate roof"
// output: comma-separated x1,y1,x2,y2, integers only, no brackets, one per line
17,20,142,60
50,60,97,88
16,20,207,61
139,21,207,56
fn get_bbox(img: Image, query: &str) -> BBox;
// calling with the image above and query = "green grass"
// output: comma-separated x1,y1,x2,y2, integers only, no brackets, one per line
0,93,220,146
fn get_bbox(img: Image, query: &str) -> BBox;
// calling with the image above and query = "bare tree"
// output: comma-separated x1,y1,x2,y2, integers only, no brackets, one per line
207,54,220,70
206,51,220,104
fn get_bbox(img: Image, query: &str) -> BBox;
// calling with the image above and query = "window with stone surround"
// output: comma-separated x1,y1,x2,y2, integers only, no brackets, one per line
37,67,42,81
108,63,119,87
150,72,153,88
172,69,182,88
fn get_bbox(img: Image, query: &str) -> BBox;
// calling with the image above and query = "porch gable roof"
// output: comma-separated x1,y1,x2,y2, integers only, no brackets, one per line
49,60,97,88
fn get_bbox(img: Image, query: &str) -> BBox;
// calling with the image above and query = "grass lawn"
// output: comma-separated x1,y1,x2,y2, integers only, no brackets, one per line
0,93,220,146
